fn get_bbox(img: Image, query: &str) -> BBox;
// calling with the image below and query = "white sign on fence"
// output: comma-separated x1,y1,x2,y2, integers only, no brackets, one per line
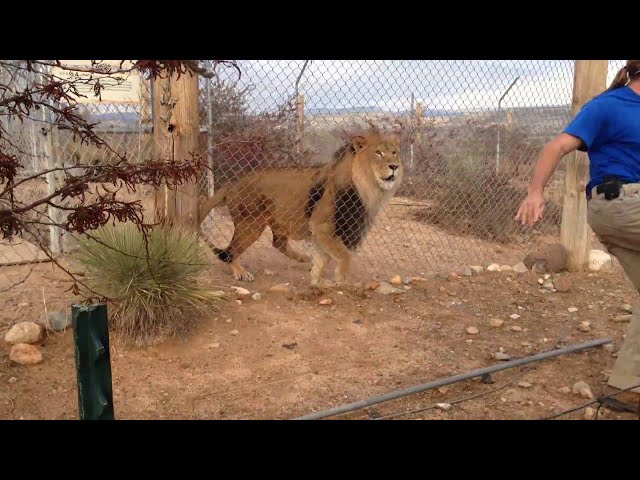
51,60,143,104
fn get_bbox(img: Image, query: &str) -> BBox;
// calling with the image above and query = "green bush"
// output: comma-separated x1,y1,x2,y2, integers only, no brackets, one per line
76,222,224,346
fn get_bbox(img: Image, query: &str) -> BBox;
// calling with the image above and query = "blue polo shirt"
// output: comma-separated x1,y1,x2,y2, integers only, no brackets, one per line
563,85,640,194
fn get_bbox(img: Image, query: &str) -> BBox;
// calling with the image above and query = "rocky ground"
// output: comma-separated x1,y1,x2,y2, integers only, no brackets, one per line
1,243,638,420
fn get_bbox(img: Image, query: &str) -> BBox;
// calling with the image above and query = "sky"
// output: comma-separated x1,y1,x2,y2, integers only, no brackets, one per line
215,60,627,115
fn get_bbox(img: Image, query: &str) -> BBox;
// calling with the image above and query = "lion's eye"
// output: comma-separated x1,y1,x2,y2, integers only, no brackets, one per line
392,151,397,156
376,150,383,157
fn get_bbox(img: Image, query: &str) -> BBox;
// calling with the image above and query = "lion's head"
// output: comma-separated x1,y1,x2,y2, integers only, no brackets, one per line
351,133,403,192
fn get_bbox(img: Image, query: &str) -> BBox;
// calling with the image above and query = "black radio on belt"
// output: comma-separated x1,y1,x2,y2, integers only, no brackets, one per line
596,176,627,200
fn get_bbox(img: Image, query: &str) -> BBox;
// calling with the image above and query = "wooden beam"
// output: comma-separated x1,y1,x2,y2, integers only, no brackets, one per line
560,60,609,271
152,71,201,230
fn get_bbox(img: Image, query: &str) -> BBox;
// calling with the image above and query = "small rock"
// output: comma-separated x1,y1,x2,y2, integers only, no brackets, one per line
251,292,262,301
620,303,633,314
513,262,529,273
9,343,43,365
466,326,479,335
518,381,533,389
18,302,29,307
489,318,504,328
389,275,403,286
558,386,571,395
8,377,17,384
532,261,548,274
573,381,593,399
553,277,572,293
568,307,579,313
231,286,251,296
269,283,291,293
584,407,596,420
436,403,452,411
365,281,381,290
234,300,242,305
447,272,459,282
603,343,615,351
494,352,511,361
282,342,297,350
510,326,523,332
230,329,239,336
225,318,232,323
578,321,591,332
589,249,612,272
486,263,501,272
319,298,333,305
465,339,473,344
524,244,567,273
469,266,484,275
264,269,275,276
460,267,473,277
46,311,71,332
409,276,427,283
211,342,220,348
375,282,405,295
612,314,632,323
4,322,42,345
501,265,513,273
542,281,555,290
537,278,544,285
510,314,521,320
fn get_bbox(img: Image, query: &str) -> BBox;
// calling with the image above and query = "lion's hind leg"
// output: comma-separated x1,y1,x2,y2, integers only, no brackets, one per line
220,218,266,282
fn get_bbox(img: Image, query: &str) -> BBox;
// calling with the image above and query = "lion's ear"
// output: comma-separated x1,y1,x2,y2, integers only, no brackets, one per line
351,135,367,152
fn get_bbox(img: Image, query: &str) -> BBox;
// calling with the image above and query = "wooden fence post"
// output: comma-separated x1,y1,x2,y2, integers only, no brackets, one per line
152,70,201,230
560,60,609,271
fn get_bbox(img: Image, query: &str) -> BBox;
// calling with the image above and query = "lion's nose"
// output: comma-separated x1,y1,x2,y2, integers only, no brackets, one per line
388,164,398,171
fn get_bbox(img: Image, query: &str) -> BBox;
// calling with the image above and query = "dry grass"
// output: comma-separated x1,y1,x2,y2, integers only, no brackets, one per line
74,222,226,346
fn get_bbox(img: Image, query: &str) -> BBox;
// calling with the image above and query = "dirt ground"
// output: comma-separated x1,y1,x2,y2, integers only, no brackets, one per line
1,237,637,420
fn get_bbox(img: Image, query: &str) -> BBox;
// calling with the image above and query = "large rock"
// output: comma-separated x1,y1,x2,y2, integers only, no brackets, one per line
9,343,43,365
4,322,42,345
523,243,567,273
589,249,612,272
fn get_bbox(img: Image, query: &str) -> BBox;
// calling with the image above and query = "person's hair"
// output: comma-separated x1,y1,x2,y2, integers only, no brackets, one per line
606,60,640,91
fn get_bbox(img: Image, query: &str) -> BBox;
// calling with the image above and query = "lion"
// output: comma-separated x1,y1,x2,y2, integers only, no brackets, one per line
198,130,404,286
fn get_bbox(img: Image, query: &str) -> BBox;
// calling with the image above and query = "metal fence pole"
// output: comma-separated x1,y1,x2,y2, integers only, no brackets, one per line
72,304,115,420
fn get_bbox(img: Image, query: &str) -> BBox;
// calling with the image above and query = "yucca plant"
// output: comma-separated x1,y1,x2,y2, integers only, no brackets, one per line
75,222,225,346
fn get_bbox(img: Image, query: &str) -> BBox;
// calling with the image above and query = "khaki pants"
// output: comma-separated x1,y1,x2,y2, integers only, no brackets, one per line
588,183,640,393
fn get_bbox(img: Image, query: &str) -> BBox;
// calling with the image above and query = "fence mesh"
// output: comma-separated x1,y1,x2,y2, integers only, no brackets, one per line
0,60,628,286
198,60,625,284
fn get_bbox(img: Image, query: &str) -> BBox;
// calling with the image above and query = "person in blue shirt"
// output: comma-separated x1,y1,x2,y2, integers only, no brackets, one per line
516,60,640,410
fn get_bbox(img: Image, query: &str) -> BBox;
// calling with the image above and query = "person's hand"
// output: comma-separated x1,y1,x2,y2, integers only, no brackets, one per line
515,191,545,227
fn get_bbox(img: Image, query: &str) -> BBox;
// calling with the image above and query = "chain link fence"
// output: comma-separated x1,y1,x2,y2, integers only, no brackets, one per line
1,60,628,284
198,60,625,283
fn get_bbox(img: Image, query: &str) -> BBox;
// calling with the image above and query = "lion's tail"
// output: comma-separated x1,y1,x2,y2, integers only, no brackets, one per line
199,185,235,263
199,185,229,221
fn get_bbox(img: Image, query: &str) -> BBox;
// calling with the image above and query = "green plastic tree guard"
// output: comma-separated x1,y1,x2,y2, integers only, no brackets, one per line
72,304,115,420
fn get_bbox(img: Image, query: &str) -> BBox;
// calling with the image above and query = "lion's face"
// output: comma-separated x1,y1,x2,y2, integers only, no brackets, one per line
352,134,403,191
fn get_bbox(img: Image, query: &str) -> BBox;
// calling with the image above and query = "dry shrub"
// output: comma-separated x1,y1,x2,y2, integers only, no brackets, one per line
414,157,561,242
75,222,224,346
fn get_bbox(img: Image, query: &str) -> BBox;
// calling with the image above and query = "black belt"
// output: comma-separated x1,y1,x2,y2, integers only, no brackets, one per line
591,177,631,200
